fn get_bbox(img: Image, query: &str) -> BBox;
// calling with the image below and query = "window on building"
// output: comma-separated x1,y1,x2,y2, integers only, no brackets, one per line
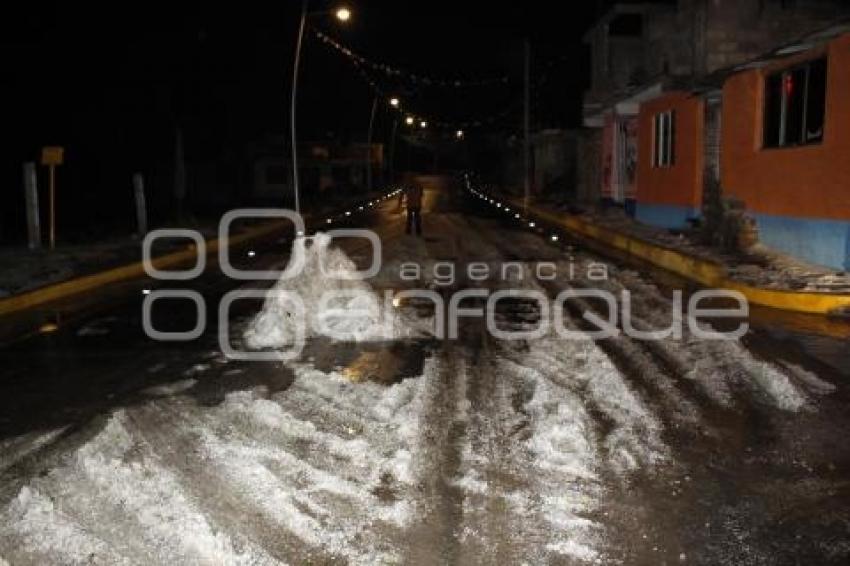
763,57,827,148
653,110,676,167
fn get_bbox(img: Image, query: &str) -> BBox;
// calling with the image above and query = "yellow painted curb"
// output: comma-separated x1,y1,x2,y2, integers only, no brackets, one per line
516,199,850,316
0,220,288,317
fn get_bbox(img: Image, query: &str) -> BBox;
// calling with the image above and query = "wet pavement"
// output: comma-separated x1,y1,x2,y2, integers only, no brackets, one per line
1,182,849,565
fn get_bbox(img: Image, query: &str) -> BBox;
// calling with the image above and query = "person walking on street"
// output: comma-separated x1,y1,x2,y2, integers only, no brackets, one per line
399,184,424,236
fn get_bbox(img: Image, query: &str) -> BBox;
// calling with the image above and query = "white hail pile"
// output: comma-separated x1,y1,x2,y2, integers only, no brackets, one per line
243,233,408,349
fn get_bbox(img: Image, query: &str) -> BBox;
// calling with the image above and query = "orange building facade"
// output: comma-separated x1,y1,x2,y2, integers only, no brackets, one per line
720,33,850,270
631,33,850,270
635,92,705,229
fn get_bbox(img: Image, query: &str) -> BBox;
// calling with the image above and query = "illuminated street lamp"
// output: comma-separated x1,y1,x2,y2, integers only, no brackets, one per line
456,129,464,139
335,6,351,21
405,115,414,125
290,2,351,216
420,120,428,129
389,97,400,108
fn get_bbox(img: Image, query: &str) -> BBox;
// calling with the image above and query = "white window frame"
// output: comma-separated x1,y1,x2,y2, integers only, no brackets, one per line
653,110,675,168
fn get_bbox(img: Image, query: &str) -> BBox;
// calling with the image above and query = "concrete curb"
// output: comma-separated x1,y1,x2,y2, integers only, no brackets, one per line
517,200,850,316
0,220,288,317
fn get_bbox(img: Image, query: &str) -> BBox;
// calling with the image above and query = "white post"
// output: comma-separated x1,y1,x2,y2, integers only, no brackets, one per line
23,162,41,250
133,172,148,237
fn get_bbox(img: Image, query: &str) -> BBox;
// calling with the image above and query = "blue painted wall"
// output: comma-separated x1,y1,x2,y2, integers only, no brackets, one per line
635,205,850,271
635,203,699,230
755,213,850,272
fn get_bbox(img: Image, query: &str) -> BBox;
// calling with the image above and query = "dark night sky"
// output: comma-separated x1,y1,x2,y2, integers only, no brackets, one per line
0,1,610,241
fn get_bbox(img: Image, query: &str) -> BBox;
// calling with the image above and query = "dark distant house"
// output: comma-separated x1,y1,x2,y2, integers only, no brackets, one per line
501,130,579,199
533,130,579,198
252,139,383,205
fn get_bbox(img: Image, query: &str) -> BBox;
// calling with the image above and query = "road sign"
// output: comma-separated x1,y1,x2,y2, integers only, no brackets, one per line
41,146,64,166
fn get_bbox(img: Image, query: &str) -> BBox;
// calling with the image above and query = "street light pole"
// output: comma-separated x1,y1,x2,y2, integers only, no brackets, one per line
289,0,308,216
289,3,350,216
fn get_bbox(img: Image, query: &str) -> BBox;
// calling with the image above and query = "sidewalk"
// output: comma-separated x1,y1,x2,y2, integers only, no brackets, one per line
0,241,144,298
496,192,850,317
0,229,217,299
0,190,391,318
544,200,850,293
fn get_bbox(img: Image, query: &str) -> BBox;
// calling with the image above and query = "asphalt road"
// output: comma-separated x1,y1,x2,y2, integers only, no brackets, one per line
1,181,849,565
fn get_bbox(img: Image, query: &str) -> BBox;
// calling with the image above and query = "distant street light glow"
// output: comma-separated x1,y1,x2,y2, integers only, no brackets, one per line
456,129,464,139
335,7,351,21
420,120,428,128
405,116,414,125
389,97,400,107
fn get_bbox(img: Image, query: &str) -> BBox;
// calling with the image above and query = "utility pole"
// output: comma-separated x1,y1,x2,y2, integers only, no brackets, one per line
174,128,186,222
523,39,531,215
365,96,378,193
388,117,399,185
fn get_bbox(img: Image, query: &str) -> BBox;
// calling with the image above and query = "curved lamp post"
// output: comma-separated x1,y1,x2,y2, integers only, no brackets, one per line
290,2,351,216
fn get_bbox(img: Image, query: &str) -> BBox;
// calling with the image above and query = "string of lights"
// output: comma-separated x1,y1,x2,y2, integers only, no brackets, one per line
396,56,566,132
312,27,569,133
333,40,518,131
312,28,511,88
